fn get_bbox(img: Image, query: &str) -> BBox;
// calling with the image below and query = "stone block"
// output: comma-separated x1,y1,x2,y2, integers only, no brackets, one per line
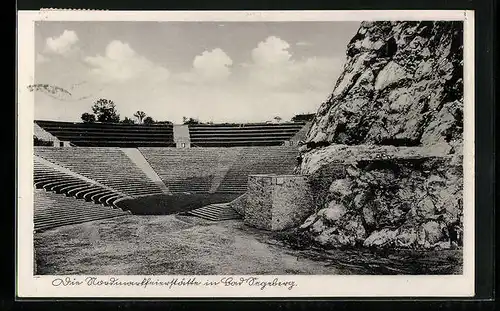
244,174,314,231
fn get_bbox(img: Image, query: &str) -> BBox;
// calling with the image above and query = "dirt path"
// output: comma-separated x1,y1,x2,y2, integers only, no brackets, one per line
35,215,340,275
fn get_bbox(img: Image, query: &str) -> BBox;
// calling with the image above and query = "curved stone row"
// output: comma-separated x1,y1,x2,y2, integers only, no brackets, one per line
34,188,130,232
34,160,128,208
34,147,165,197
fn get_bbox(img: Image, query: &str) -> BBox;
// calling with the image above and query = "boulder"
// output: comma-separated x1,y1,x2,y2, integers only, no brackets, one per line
314,227,358,248
344,215,367,243
309,218,327,235
328,178,352,200
395,226,418,248
319,202,347,223
299,212,318,230
416,196,438,219
434,241,452,250
362,205,377,228
315,227,338,246
417,220,448,248
363,228,398,248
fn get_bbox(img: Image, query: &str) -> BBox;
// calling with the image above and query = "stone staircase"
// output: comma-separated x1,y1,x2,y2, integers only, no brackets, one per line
182,203,242,221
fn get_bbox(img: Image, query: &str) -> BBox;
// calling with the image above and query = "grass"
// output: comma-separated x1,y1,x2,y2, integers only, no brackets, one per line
115,192,240,215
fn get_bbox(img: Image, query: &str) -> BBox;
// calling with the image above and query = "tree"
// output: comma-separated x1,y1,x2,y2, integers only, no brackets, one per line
143,116,155,125
91,98,120,123
121,117,135,124
81,112,96,123
273,116,282,123
134,111,147,124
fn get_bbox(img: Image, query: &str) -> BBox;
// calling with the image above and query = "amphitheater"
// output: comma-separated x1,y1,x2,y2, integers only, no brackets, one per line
34,120,308,229
33,118,462,275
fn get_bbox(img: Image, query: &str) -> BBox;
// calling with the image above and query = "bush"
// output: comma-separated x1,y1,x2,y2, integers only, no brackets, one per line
121,117,135,125
291,113,315,123
33,136,54,146
143,116,155,125
81,112,96,123
182,117,201,125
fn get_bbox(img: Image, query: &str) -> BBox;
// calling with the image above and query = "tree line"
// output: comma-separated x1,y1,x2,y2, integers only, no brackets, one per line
80,99,172,125
81,98,315,125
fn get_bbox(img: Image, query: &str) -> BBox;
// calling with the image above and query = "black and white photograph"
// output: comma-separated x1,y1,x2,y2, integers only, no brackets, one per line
17,10,475,297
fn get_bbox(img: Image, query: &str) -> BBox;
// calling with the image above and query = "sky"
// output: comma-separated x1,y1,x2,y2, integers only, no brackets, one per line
34,21,361,124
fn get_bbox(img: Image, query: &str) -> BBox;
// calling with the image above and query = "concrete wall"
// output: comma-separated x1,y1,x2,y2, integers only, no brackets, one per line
244,174,313,231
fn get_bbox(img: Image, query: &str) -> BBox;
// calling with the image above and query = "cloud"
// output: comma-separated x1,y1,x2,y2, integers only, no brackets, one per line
193,48,233,80
177,48,233,84
245,36,342,92
45,30,79,55
251,36,292,65
35,34,343,125
84,40,170,83
36,53,50,64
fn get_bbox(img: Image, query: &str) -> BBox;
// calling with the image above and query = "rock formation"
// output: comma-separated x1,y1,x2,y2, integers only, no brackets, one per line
306,21,463,152
298,21,464,250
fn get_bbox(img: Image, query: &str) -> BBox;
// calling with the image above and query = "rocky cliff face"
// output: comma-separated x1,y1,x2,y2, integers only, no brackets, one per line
298,21,464,250
306,21,463,152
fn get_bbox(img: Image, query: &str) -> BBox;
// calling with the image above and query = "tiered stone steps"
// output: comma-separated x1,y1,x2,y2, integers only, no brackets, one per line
35,147,164,197
217,146,299,193
139,147,242,193
34,159,127,207
34,189,130,232
183,203,242,221
35,120,175,147
188,122,306,147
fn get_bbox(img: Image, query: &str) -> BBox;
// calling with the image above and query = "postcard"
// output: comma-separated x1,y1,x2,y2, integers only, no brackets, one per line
17,9,475,298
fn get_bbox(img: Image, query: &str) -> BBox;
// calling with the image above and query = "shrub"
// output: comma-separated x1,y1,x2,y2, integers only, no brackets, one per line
33,136,54,146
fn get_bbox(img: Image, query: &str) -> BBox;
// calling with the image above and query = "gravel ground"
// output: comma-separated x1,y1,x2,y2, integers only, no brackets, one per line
34,215,462,275
35,215,339,275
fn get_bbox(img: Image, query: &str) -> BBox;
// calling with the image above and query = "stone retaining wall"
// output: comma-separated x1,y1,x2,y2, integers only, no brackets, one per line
244,174,313,231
